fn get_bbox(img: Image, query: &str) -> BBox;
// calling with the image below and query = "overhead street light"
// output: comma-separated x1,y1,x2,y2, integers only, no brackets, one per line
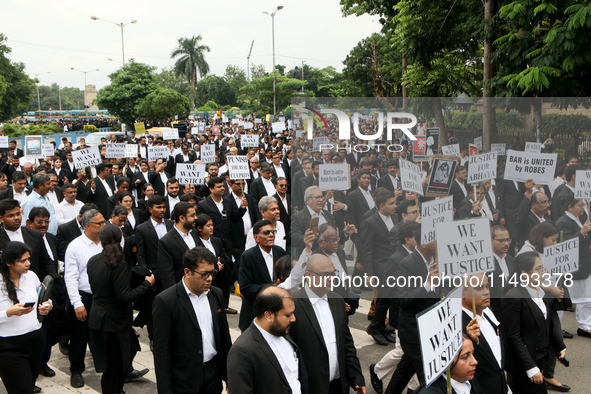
32,71,51,112
91,15,137,64
263,5,284,115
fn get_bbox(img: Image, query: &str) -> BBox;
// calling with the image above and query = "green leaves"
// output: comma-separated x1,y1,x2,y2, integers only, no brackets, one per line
0,34,36,121
138,88,190,123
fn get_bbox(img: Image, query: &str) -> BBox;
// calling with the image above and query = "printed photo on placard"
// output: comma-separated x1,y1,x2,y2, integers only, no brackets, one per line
426,158,456,197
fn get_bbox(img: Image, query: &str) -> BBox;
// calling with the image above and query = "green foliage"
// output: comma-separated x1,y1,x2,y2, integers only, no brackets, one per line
111,124,121,131
1,121,62,136
238,73,308,114
84,124,98,133
250,64,267,80
138,88,191,123
195,76,236,107
171,35,211,110
444,112,469,129
28,83,84,111
154,67,191,98
541,114,591,136
96,60,159,125
0,34,36,121
196,105,214,112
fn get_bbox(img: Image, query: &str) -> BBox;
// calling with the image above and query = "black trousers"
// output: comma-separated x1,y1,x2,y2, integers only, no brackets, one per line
328,379,342,394
0,329,45,394
101,333,131,394
510,359,547,394
385,354,417,394
399,339,426,388
370,297,393,331
199,356,223,394
69,291,92,374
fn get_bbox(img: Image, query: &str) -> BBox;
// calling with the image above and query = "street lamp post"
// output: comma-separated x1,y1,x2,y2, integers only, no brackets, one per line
91,16,137,65
71,68,99,117
263,5,283,116
32,72,51,112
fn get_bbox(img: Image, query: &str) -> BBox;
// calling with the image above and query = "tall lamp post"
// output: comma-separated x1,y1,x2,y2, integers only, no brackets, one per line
32,72,51,112
263,5,283,115
70,68,99,117
91,16,137,65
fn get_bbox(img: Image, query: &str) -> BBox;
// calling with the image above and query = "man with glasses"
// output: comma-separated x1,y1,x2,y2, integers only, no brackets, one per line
517,188,551,249
153,247,232,394
238,220,287,332
450,165,468,216
245,196,285,251
55,183,84,225
158,202,200,290
388,199,419,253
489,225,516,318
22,173,59,235
64,209,105,388
273,177,291,249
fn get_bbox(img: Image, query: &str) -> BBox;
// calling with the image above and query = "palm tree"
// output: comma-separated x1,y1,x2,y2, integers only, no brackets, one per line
171,35,211,111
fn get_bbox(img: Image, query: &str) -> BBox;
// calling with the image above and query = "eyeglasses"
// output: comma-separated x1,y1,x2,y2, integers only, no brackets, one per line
494,238,512,244
308,269,337,278
190,269,217,279
90,220,106,226
320,237,340,244
261,229,277,235
277,184,288,188
34,220,50,225
309,196,324,201
535,200,551,205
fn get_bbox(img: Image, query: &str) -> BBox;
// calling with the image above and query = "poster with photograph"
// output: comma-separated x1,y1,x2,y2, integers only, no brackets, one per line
426,157,457,197
24,135,43,157
413,136,427,160
426,128,440,155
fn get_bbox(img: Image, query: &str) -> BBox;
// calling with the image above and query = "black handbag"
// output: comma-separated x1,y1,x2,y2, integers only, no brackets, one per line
37,275,54,322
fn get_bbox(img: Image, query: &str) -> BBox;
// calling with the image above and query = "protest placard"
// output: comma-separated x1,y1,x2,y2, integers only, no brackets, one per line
134,122,146,133
413,136,427,160
72,147,102,169
175,164,206,185
232,119,240,124
543,238,580,276
279,116,285,122
474,136,483,152
255,118,262,124
241,135,259,148
24,135,43,157
313,137,330,152
295,130,306,139
125,144,138,158
504,150,557,185
417,287,463,387
575,170,591,198
41,144,54,157
105,143,126,159
0,136,8,148
425,158,456,197
491,143,506,156
272,121,286,133
421,196,454,245
148,146,170,160
467,152,497,184
198,123,206,133
238,120,245,127
435,217,494,277
222,116,228,123
441,144,460,157
19,157,36,166
201,144,216,163
212,126,220,135
319,164,350,191
426,128,440,155
227,156,251,180
469,144,478,156
244,122,254,130
525,142,542,153
400,159,424,196
162,128,179,140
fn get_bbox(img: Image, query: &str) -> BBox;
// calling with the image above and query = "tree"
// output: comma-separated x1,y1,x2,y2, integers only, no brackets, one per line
224,65,248,94
195,76,236,108
0,34,35,121
97,60,159,125
155,67,191,98
138,88,190,124
250,64,267,80
171,35,211,111
27,83,84,111
238,73,308,115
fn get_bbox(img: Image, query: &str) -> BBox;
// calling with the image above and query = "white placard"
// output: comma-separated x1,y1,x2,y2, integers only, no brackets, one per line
238,120,245,127
441,144,460,157
0,136,9,148
467,152,497,184
525,142,542,153
125,144,138,158
435,217,494,277
148,146,170,160
490,143,506,156
272,121,286,133
162,128,179,140
105,143,125,159
201,144,216,163
244,122,254,130
313,137,330,152
227,156,251,180
232,119,240,124
41,144,54,157
198,123,206,133
543,238,580,275
504,150,557,185
474,136,482,152
72,147,102,169
188,115,194,120
421,196,454,245
241,135,260,148
222,116,228,123
255,118,262,124
279,116,285,122
575,170,591,198
318,164,350,191
399,159,424,196
175,163,206,185
296,130,306,139
418,287,464,388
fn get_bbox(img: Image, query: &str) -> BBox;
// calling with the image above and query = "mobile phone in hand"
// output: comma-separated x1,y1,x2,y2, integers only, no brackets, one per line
23,302,35,308
310,217,319,236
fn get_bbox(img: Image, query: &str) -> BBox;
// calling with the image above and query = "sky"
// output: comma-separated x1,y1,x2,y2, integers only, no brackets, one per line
2,0,382,91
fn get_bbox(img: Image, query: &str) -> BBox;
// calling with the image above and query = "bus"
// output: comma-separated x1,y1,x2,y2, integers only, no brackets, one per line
23,110,112,119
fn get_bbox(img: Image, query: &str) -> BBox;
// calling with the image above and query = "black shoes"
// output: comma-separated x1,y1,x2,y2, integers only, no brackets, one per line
33,386,42,393
70,373,84,388
150,340,154,352
369,364,383,394
384,331,397,343
39,366,55,377
59,342,69,356
125,368,149,383
545,381,571,392
577,328,591,338
225,307,238,314
385,324,396,334
366,326,388,346
562,330,573,339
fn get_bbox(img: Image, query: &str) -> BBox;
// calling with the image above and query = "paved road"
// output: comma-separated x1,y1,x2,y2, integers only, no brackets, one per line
3,292,590,394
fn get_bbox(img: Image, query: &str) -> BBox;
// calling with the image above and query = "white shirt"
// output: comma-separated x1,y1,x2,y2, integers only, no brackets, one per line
307,206,327,227
449,377,471,394
5,228,24,243
0,271,42,337
55,199,84,226
200,237,216,256
98,177,113,197
13,190,27,206
277,193,289,214
43,234,55,262
565,211,583,228
245,221,286,251
212,197,224,214
550,177,565,197
168,195,180,214
262,177,276,197
175,226,196,249
254,320,301,394
259,246,274,280
64,234,103,309
181,278,217,362
389,174,400,190
279,249,309,291
494,254,511,279
456,179,467,197
233,192,251,235
463,307,502,368
151,218,168,239
127,211,136,229
524,285,548,379
378,212,394,231
46,190,60,209
304,285,340,381
360,187,375,209
274,164,286,178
